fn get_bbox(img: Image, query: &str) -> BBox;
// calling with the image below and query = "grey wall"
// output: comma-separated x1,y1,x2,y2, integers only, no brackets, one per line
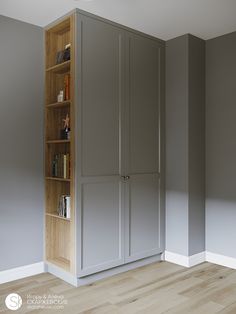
0,15,44,271
206,31,236,258
166,35,189,256
188,36,205,256
166,34,205,256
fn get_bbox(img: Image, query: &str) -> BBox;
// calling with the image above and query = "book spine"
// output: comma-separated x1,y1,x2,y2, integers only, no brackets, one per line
58,196,63,217
57,154,61,178
63,196,66,218
52,154,58,177
67,153,70,179
63,154,67,179
60,154,63,178
66,196,71,219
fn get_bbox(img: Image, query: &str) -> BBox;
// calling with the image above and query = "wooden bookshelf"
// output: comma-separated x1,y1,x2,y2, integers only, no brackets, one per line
47,100,71,108
45,176,71,182
46,60,71,73
47,257,70,272
46,139,70,144
44,15,75,274
46,212,71,222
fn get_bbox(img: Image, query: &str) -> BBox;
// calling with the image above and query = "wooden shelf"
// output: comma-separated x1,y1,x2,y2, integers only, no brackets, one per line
46,100,71,108
46,257,70,272
45,14,75,275
46,212,71,222
46,60,70,73
46,139,70,144
45,177,71,182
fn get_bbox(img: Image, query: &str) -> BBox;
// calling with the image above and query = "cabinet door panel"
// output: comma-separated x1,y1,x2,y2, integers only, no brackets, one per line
125,174,161,262
77,15,125,276
128,35,160,174
125,33,164,262
81,16,124,177
80,179,124,276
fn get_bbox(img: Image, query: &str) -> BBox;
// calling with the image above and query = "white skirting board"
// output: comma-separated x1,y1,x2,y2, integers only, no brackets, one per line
2,252,236,286
165,250,236,270
0,262,45,285
205,252,236,269
164,251,206,267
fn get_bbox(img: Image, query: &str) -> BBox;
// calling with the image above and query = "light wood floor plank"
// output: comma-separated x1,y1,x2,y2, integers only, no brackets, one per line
0,262,236,313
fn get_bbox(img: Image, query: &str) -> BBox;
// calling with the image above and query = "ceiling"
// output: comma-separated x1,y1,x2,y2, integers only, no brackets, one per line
1,0,236,40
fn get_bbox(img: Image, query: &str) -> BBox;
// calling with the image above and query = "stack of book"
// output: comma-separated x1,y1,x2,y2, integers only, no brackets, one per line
52,153,70,179
58,195,71,219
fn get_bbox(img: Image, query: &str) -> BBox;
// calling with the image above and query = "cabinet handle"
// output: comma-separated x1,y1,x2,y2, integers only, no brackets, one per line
121,176,130,181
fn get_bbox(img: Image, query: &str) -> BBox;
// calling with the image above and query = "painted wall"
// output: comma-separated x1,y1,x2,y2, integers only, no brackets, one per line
166,35,189,256
206,31,236,258
188,35,205,256
0,15,44,271
166,34,205,256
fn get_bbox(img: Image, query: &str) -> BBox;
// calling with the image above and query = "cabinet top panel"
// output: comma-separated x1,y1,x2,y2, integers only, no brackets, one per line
45,8,165,46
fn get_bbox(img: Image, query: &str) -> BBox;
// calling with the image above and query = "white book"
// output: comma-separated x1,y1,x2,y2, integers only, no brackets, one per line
65,196,71,219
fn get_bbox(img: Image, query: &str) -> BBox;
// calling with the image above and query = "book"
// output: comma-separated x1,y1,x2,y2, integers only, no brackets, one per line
63,154,67,179
65,196,71,219
57,195,71,219
52,153,70,179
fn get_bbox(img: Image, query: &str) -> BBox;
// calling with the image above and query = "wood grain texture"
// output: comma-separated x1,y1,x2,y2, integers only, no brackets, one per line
1,262,236,313
44,14,75,274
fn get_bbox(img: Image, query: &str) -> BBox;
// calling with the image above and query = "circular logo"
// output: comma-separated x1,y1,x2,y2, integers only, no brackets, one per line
5,293,22,311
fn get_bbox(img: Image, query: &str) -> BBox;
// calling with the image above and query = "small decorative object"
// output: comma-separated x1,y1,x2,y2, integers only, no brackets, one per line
61,113,70,139
55,43,71,64
56,50,64,64
57,90,64,103
63,44,71,62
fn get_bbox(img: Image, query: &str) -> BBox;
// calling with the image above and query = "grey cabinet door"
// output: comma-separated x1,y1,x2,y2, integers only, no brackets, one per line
124,33,165,262
76,15,125,276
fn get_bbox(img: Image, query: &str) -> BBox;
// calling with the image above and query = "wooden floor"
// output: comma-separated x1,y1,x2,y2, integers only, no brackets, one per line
1,261,236,313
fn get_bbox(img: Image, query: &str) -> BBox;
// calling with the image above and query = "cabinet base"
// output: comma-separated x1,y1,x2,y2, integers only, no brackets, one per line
46,254,163,287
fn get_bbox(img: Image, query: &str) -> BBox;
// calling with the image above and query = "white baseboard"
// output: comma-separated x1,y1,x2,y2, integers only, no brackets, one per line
2,252,236,286
206,252,236,269
164,251,205,267
189,252,206,267
0,262,45,285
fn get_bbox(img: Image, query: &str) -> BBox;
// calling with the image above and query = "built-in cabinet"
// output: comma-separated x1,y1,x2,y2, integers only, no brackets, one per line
45,10,165,281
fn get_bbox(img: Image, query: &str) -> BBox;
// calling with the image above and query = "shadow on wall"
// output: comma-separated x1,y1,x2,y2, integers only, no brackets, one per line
206,198,236,259
166,190,236,259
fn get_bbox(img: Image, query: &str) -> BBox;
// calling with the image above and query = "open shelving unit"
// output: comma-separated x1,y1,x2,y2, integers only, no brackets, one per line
44,15,75,274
